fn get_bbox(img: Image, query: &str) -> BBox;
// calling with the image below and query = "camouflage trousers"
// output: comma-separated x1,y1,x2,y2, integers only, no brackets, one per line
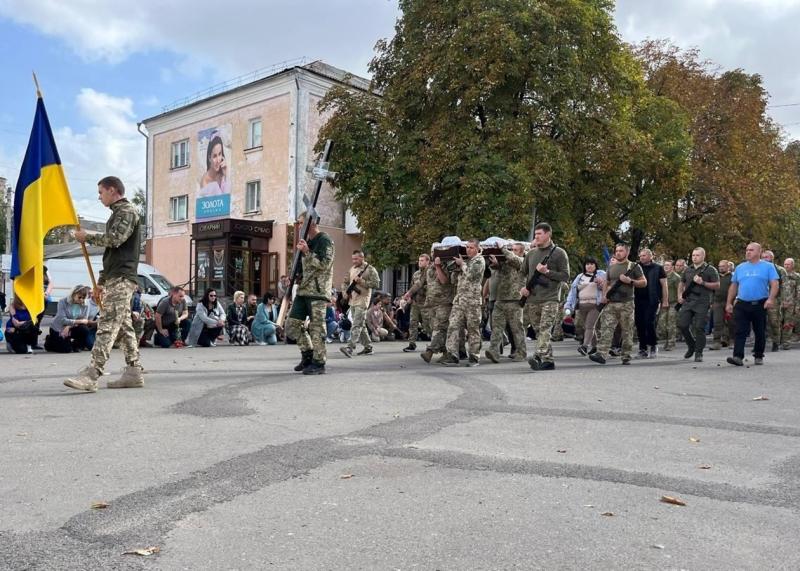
596,301,635,360
766,305,784,344
525,301,559,363
287,297,327,363
427,303,452,354
90,277,140,374
656,305,678,348
347,305,371,350
551,301,566,341
445,302,482,358
408,302,431,342
786,306,800,342
489,301,526,358
711,302,733,345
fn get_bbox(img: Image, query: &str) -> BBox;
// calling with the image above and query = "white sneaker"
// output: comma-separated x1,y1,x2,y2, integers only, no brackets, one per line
257,341,267,346
26,345,33,354
210,341,217,347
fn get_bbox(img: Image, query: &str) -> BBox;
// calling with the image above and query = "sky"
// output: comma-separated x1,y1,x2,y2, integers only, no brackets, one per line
0,0,798,221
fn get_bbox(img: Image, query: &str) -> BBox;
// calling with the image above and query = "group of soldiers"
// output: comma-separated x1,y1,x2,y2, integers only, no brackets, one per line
340,223,800,369
289,213,798,373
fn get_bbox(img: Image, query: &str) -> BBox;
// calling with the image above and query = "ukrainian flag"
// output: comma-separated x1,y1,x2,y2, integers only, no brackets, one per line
11,96,78,319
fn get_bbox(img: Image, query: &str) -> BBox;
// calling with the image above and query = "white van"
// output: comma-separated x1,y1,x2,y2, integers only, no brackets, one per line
1,256,192,309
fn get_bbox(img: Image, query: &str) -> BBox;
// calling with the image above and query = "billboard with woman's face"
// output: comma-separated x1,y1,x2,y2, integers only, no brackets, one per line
196,125,232,220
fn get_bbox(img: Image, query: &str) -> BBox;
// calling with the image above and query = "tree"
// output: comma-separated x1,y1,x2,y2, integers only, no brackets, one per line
318,0,691,266
634,40,800,261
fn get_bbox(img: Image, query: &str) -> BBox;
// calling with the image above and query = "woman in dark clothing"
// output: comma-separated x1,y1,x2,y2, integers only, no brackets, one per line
5,297,41,354
227,290,254,346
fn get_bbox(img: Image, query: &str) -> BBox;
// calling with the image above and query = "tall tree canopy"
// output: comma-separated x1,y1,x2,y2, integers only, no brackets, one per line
318,1,799,267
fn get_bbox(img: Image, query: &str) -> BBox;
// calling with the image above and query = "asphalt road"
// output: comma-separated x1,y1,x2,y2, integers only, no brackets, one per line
1,337,799,570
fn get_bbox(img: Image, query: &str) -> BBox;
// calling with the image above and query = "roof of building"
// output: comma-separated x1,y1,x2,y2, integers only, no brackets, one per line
141,60,372,125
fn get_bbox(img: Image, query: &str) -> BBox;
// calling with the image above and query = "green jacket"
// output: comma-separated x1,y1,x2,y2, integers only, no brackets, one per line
88,198,140,285
521,243,570,303
297,232,334,300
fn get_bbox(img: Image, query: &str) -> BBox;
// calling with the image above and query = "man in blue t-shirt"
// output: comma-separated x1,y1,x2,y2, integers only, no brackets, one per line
725,242,779,366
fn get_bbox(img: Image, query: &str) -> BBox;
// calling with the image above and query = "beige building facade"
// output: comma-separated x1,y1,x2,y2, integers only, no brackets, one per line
140,61,365,299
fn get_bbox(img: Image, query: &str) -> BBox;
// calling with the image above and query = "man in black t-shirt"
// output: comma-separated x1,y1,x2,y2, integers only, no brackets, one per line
634,249,668,358
678,247,719,362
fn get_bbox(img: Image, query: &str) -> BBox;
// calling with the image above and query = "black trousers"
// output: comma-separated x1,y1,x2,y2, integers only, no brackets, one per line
5,328,40,353
197,326,223,347
635,299,659,350
733,299,767,359
678,300,711,353
45,325,92,353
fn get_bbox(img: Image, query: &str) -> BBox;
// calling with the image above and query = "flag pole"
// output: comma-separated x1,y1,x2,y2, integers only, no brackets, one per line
32,71,102,309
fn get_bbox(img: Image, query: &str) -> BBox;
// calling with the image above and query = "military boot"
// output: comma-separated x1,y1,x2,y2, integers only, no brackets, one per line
295,350,314,371
108,366,144,389
484,349,500,363
402,342,417,353
303,361,326,375
420,349,434,363
439,353,459,366
64,366,100,393
710,340,721,351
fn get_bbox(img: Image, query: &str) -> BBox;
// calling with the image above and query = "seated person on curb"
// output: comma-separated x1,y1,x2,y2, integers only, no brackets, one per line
325,294,340,342
154,286,190,348
246,293,258,331
227,290,254,346
367,297,390,342
131,287,155,348
45,285,93,353
5,296,42,354
252,292,279,346
186,289,226,347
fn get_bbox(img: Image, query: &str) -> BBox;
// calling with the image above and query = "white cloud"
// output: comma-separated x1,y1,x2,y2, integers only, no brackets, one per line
0,0,399,78
615,0,800,140
0,89,144,221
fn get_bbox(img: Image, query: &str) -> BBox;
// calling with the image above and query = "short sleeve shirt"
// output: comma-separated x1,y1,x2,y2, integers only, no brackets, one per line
732,261,779,301
681,263,720,305
606,261,644,303
156,297,186,327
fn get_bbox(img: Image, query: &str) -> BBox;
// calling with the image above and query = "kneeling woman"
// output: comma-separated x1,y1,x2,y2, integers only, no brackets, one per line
227,290,254,346
45,285,93,353
186,289,226,347
252,292,279,345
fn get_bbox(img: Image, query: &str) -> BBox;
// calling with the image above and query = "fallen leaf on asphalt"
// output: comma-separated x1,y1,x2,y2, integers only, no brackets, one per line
601,512,614,517
91,502,109,509
688,437,700,443
582,504,595,508
752,395,769,401
653,386,660,389
339,474,354,479
393,413,400,419
660,495,687,506
651,544,665,550
698,464,712,470
16,432,28,437
557,449,567,453
123,546,160,556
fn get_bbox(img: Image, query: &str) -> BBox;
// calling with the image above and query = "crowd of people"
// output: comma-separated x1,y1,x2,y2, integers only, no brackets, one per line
2,179,794,382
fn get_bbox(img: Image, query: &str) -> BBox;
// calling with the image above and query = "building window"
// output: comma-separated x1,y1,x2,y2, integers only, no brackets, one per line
247,119,262,149
171,139,189,169
170,195,188,221
245,180,261,213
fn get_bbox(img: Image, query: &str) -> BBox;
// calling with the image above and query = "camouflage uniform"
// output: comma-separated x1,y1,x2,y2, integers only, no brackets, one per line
445,255,486,361
595,261,644,362
521,243,570,366
344,262,380,352
550,282,570,342
425,264,455,356
407,268,431,341
711,271,734,349
65,197,142,392
657,271,681,350
286,232,335,367
781,270,799,346
767,264,788,347
487,247,526,361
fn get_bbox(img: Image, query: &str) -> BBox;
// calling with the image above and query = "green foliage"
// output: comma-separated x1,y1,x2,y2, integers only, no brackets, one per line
318,3,799,268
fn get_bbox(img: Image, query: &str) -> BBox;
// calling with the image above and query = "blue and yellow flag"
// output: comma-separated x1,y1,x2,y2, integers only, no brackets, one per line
11,96,78,319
